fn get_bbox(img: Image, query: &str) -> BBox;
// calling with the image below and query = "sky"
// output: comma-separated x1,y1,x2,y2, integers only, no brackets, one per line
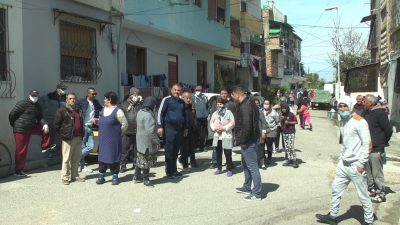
268,0,370,82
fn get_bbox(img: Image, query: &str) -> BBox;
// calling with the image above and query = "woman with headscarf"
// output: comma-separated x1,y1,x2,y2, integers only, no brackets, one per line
209,98,235,177
132,97,160,187
259,99,280,168
95,92,128,185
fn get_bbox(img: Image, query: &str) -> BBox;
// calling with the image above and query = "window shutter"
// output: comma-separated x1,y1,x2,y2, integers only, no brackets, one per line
208,0,216,20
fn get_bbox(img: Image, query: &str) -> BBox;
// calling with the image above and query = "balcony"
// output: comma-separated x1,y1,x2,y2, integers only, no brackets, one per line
240,12,262,35
267,37,282,51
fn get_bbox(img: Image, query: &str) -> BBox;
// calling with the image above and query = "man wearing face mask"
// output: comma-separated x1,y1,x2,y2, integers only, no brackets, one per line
316,96,375,225
39,83,68,159
119,87,143,172
77,88,103,173
190,86,209,152
9,89,54,176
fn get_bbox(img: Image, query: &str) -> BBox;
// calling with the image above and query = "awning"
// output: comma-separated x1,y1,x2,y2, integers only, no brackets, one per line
53,8,115,31
360,14,376,23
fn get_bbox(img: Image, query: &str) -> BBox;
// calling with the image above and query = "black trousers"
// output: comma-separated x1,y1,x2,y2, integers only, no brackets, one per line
216,140,233,171
274,127,285,149
180,129,194,168
121,134,137,166
195,118,208,150
98,162,120,174
298,114,303,127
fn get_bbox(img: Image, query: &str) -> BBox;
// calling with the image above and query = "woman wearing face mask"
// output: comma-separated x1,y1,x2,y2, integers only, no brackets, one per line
209,98,235,177
133,97,160,187
254,98,261,109
258,99,280,168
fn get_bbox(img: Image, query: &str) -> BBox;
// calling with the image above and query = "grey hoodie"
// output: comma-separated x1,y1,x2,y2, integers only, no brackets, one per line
338,96,371,168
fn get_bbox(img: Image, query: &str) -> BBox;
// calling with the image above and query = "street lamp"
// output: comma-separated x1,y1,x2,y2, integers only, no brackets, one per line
325,6,340,99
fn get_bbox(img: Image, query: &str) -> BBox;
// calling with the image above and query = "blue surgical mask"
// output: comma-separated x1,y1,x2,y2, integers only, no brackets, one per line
60,89,66,95
338,111,351,119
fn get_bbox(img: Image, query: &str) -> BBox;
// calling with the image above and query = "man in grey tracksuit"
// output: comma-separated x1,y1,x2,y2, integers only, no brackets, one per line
316,96,375,225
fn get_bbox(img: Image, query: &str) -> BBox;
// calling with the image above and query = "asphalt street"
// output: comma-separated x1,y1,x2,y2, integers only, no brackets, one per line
0,109,399,225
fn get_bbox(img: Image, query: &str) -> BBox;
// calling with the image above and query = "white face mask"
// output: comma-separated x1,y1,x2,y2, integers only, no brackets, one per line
263,104,270,110
30,96,38,103
195,91,201,96
131,96,138,103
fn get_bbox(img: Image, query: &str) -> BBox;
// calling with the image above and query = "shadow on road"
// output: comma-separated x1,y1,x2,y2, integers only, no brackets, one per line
261,183,280,198
336,205,364,224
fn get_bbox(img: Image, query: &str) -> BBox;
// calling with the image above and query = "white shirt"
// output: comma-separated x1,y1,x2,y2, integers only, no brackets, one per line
84,100,95,126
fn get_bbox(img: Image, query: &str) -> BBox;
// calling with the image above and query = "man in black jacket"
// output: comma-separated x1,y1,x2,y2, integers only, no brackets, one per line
54,93,85,185
119,87,142,172
231,85,262,201
363,94,392,203
77,88,103,173
8,89,55,176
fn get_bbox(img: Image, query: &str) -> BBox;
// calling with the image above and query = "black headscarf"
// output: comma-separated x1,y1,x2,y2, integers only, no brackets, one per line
141,97,156,112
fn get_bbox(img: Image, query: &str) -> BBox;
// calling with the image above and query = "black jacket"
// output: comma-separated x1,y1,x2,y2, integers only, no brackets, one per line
234,97,260,146
363,106,392,152
9,99,47,133
185,103,195,130
53,106,84,141
77,97,103,119
119,100,141,135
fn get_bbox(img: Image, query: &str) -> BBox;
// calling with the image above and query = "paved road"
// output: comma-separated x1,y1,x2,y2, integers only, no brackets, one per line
0,109,399,225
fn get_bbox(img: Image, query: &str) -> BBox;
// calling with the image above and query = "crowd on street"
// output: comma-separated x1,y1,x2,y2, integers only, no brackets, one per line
8,83,392,224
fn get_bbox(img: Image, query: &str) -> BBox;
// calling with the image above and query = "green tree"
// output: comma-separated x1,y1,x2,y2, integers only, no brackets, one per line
305,73,326,90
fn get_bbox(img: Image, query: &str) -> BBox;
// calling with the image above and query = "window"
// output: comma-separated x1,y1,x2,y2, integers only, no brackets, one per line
240,1,247,12
60,21,100,83
126,45,146,75
208,0,225,23
0,8,7,81
395,58,400,93
194,0,201,7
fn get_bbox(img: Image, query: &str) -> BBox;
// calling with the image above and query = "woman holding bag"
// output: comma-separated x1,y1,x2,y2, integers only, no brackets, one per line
210,98,235,177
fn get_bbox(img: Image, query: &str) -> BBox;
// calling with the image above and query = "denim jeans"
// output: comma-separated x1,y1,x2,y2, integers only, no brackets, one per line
211,147,217,164
241,139,262,196
81,126,94,168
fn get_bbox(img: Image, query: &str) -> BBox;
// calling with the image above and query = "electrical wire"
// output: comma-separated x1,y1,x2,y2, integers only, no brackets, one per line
302,0,332,41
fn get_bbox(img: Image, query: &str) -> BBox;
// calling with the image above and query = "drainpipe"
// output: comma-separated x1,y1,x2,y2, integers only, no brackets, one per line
116,15,123,98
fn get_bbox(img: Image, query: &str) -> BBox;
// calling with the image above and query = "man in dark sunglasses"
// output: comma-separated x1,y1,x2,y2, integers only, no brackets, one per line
77,88,103,173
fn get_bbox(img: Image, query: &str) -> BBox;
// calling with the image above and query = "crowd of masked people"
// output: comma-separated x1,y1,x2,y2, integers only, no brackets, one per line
8,83,393,206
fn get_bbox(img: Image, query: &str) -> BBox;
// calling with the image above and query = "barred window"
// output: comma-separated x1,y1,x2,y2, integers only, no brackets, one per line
0,8,7,81
60,21,101,83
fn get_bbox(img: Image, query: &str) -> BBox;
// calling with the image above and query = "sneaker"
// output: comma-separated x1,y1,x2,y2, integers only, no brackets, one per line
293,160,299,168
61,179,70,185
371,196,386,203
112,178,119,185
190,162,199,168
261,164,266,170
209,164,217,169
369,189,376,197
244,194,261,201
14,171,27,177
47,152,55,160
214,169,222,175
42,144,56,153
144,180,154,188
120,165,127,173
236,187,251,194
279,149,284,153
132,175,143,183
96,177,105,184
232,151,237,156
82,166,93,173
73,177,85,182
315,213,338,225
274,148,279,153
182,167,190,173
282,160,293,166
226,171,233,177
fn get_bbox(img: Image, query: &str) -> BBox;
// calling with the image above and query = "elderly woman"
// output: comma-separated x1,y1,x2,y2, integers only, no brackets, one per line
132,97,160,187
95,92,128,185
210,98,235,177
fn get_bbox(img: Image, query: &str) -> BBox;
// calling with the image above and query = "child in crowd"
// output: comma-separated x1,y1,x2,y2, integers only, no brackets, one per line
280,102,299,168
296,100,313,131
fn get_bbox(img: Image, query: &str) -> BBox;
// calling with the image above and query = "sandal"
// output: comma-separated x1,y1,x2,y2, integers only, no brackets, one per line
371,196,386,203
